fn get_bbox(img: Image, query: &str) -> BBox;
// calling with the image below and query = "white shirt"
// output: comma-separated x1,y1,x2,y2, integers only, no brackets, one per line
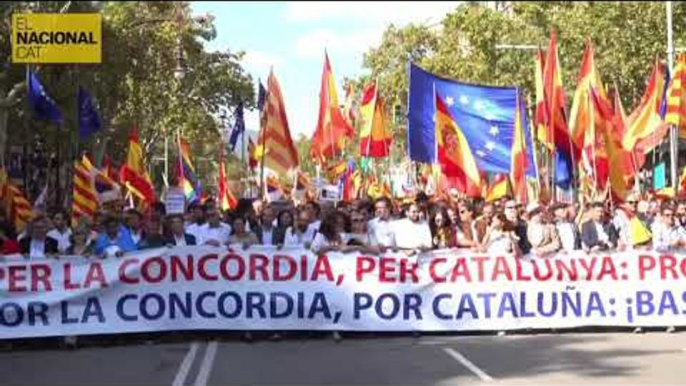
556,222,577,252
392,218,432,250
29,239,46,258
129,230,143,246
307,220,321,235
185,223,205,243
198,223,231,245
367,218,396,247
311,232,340,253
261,227,274,245
651,221,685,252
594,222,610,244
612,210,631,244
47,228,72,254
174,234,187,247
284,226,317,246
487,230,514,254
344,233,378,247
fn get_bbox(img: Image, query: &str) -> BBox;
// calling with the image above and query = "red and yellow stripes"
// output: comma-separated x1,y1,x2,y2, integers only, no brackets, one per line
510,93,529,204
119,128,155,205
359,82,392,158
72,156,98,226
666,54,686,138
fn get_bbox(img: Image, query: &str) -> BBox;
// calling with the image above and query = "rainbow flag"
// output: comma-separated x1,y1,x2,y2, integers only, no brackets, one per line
176,134,202,202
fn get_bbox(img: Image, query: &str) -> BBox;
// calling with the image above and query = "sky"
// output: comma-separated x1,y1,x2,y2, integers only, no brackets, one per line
190,1,462,139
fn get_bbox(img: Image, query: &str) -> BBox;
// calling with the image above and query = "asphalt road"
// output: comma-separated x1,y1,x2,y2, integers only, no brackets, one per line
2,331,686,385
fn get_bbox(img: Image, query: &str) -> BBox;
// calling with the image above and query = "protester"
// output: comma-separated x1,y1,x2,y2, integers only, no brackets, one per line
526,204,561,257
651,204,686,253
284,210,317,246
613,194,638,247
455,202,479,249
475,203,494,243
272,210,293,246
199,206,231,246
676,201,686,228
367,197,396,248
165,214,197,246
479,212,520,255
551,203,580,253
255,206,277,245
581,202,619,252
392,202,432,253
123,209,145,246
138,216,166,249
311,211,348,255
504,200,531,254
20,215,59,258
227,216,259,247
429,206,456,249
185,202,206,242
94,215,138,257
47,210,72,254
67,225,94,256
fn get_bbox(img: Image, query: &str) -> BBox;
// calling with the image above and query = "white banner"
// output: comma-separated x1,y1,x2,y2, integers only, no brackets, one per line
1,246,686,339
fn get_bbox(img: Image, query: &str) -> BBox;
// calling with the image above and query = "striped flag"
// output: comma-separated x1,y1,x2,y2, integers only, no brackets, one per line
666,53,686,137
257,71,299,175
0,167,34,232
218,160,237,211
119,128,155,205
510,92,529,204
72,156,98,227
359,82,392,158
176,134,201,202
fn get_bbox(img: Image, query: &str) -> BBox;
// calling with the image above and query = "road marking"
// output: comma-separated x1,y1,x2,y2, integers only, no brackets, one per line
443,348,494,382
172,342,200,386
194,341,218,386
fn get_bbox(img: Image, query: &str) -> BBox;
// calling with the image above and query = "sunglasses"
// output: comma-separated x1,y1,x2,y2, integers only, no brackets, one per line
628,201,638,205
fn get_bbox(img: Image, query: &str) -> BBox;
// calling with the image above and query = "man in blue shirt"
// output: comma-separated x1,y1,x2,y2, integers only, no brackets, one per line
94,215,137,257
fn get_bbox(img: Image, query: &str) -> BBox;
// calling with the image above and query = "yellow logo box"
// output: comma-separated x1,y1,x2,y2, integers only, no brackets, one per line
11,13,101,64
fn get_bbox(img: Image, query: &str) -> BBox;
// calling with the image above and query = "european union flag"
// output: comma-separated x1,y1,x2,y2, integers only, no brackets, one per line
408,63,535,177
28,71,63,124
229,102,245,152
78,87,102,138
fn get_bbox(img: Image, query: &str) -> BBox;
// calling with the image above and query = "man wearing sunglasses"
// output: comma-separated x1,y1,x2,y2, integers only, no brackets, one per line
651,204,686,253
504,199,531,255
612,193,639,249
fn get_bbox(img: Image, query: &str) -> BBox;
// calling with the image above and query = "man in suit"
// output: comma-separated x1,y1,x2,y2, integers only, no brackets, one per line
255,206,277,245
20,215,59,258
165,214,197,246
581,202,619,252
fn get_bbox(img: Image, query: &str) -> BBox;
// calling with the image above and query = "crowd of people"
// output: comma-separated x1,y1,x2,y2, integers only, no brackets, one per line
2,190,686,260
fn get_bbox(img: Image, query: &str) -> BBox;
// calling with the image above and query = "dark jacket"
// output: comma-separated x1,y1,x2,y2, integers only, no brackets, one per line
581,220,619,250
163,233,197,246
19,236,59,256
513,221,531,255
138,234,166,249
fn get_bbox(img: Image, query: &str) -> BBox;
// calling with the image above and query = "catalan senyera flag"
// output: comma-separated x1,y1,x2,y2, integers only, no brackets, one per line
310,53,354,163
534,48,550,148
435,92,482,197
359,82,392,158
176,134,201,202
510,92,529,204
218,160,237,211
248,138,258,169
623,59,669,152
0,167,33,232
257,71,299,175
327,159,349,183
72,156,98,226
543,30,576,188
666,53,686,138
485,174,511,203
119,128,155,205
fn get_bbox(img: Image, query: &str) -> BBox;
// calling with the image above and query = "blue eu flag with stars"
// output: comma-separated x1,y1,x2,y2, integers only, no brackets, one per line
229,102,245,152
28,71,63,124
78,86,102,138
408,63,535,177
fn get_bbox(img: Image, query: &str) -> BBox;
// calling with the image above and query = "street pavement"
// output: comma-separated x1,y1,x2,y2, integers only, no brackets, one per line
1,331,686,385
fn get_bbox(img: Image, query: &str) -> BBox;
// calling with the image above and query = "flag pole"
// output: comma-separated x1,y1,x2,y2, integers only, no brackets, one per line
667,1,678,190
259,76,268,201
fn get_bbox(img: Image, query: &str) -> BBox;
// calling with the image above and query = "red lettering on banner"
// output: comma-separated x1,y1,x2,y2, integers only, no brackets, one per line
578,257,597,281
400,258,419,283
515,259,531,281
356,256,375,281
300,255,308,281
429,258,447,283
119,258,139,284
198,254,218,281
274,255,297,281
170,255,194,281
660,255,678,279
84,262,107,288
312,255,334,281
64,263,80,290
491,256,512,281
638,255,655,280
555,259,578,281
250,254,269,280
597,257,618,281
532,259,553,281
8,265,27,292
449,257,471,282
379,257,396,283
471,256,488,282
142,257,167,283
31,264,51,291
220,253,245,280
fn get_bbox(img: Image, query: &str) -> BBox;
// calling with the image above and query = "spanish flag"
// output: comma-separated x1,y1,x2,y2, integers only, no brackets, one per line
485,174,511,202
310,53,354,163
248,138,258,169
534,48,550,148
119,128,155,205
623,59,669,152
435,92,481,197
257,71,299,175
359,82,392,158
510,92,529,204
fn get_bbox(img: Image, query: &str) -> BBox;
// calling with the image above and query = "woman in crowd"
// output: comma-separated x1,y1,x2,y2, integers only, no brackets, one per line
227,216,259,247
273,210,293,246
66,225,94,256
455,202,479,249
479,212,521,256
429,206,456,249
527,204,561,257
344,209,383,254
310,211,348,255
